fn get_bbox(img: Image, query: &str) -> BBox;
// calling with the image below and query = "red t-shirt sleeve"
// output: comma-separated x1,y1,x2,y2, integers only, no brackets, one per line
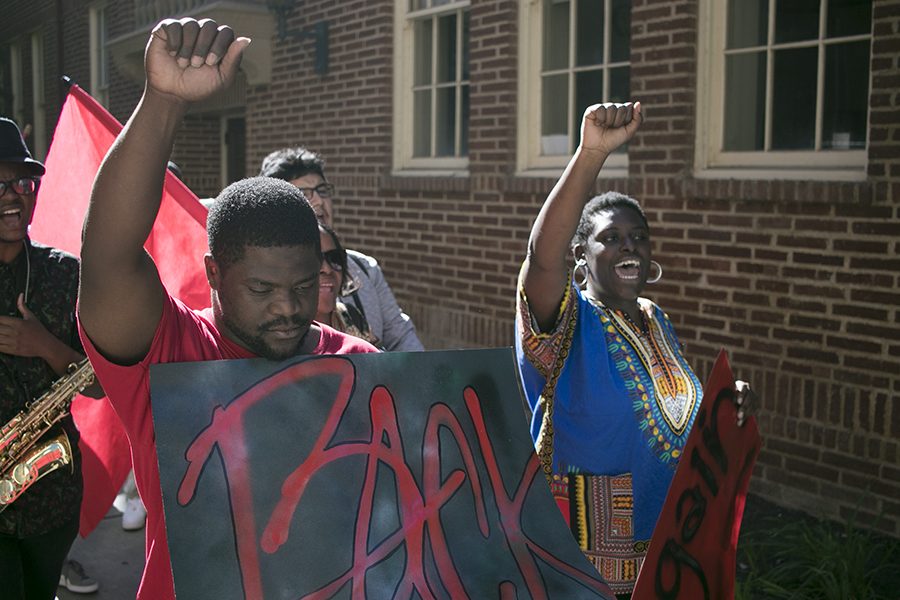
315,323,381,355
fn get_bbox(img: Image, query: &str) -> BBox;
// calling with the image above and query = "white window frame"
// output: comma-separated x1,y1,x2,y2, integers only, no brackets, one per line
89,4,110,107
393,0,470,175
30,32,46,160
9,41,25,127
517,0,629,178
695,0,870,182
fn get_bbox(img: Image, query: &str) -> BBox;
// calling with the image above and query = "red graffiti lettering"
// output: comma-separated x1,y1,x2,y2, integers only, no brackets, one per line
177,357,612,599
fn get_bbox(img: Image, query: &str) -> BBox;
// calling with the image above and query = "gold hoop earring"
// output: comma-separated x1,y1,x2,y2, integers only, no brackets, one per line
647,260,662,284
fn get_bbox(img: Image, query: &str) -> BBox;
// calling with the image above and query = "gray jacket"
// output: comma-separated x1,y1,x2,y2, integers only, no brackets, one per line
341,249,424,352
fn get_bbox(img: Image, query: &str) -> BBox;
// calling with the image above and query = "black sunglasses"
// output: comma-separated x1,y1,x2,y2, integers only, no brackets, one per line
0,176,40,196
322,249,344,271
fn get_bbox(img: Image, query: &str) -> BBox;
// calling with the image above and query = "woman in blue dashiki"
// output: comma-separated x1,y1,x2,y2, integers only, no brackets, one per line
515,102,751,597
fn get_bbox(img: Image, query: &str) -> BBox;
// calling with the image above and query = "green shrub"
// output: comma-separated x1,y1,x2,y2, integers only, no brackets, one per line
736,506,900,600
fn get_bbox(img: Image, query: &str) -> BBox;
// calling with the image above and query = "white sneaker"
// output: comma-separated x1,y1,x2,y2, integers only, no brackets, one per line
113,491,128,514
122,496,147,531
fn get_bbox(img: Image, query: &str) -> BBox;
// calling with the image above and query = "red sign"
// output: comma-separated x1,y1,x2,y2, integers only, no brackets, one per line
633,350,761,599
30,83,210,534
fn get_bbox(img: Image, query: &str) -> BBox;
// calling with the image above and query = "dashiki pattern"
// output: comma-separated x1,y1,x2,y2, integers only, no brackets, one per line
515,271,702,593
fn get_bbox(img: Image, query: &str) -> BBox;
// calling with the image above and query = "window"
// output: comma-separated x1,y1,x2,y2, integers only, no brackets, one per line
89,5,110,107
697,0,872,180
518,0,631,175
30,32,46,160
394,0,470,173
7,42,25,126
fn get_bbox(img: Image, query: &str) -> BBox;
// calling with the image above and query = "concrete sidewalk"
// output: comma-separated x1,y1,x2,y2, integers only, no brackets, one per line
57,507,145,599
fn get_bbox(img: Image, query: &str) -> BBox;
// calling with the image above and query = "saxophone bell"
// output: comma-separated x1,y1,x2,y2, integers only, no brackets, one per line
0,434,73,511
0,358,94,510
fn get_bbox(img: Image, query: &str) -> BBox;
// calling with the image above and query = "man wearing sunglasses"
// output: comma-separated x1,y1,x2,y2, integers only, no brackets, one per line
0,117,102,598
260,147,425,352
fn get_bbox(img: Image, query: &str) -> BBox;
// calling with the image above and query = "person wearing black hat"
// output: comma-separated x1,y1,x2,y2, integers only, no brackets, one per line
0,117,101,598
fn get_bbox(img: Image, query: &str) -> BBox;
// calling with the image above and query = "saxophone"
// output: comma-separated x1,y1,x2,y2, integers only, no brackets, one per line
0,358,95,511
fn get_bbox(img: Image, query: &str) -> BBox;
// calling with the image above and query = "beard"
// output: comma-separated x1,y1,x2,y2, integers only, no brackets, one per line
219,312,312,361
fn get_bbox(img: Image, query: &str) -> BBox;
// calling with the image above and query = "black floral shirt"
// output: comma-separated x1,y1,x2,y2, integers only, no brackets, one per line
0,239,83,537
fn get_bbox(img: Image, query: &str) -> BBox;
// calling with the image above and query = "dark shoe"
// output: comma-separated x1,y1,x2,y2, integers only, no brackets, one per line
58,559,99,594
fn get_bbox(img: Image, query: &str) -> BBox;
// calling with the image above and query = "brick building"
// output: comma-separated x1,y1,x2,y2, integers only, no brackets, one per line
2,0,898,536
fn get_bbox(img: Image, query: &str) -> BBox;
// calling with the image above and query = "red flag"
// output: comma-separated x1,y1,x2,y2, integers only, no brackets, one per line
632,350,761,600
29,83,210,535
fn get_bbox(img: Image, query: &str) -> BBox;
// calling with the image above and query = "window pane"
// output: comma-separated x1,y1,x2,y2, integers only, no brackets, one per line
772,47,817,149
543,0,570,71
775,0,820,44
435,86,457,156
412,0,454,7
462,11,470,80
574,69,604,153
827,0,872,38
541,73,569,155
724,52,766,151
436,13,457,83
413,90,432,157
823,40,869,149
414,19,433,86
727,0,767,49
609,66,630,153
609,65,629,103
575,70,603,144
460,84,469,155
576,0,604,67
98,9,109,85
610,0,631,62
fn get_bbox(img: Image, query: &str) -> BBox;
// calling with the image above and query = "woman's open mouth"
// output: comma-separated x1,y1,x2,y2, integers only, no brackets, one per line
614,259,642,280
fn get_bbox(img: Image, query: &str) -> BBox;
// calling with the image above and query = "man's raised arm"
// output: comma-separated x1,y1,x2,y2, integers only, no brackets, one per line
78,19,249,364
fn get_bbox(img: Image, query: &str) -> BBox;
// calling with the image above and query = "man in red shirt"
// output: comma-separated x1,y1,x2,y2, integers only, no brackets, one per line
77,18,377,599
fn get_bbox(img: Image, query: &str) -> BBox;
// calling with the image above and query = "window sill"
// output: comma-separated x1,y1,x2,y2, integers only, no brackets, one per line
684,172,878,204
381,171,471,193
514,165,628,180
693,166,867,183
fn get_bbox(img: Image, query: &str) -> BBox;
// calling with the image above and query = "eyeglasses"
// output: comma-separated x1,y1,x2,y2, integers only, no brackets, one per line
322,249,344,271
297,183,334,199
0,176,40,197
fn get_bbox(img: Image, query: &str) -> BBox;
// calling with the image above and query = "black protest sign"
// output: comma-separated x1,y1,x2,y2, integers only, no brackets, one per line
150,349,614,599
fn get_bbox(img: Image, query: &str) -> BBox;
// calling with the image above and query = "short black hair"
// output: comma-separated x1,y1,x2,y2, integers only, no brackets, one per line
259,147,326,182
573,191,649,248
207,176,321,269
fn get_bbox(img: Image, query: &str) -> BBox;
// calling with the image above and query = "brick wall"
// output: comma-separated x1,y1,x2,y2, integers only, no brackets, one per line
173,0,900,535
3,0,897,537
625,0,900,534
105,1,143,123
172,115,224,197
297,0,897,535
60,4,91,103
